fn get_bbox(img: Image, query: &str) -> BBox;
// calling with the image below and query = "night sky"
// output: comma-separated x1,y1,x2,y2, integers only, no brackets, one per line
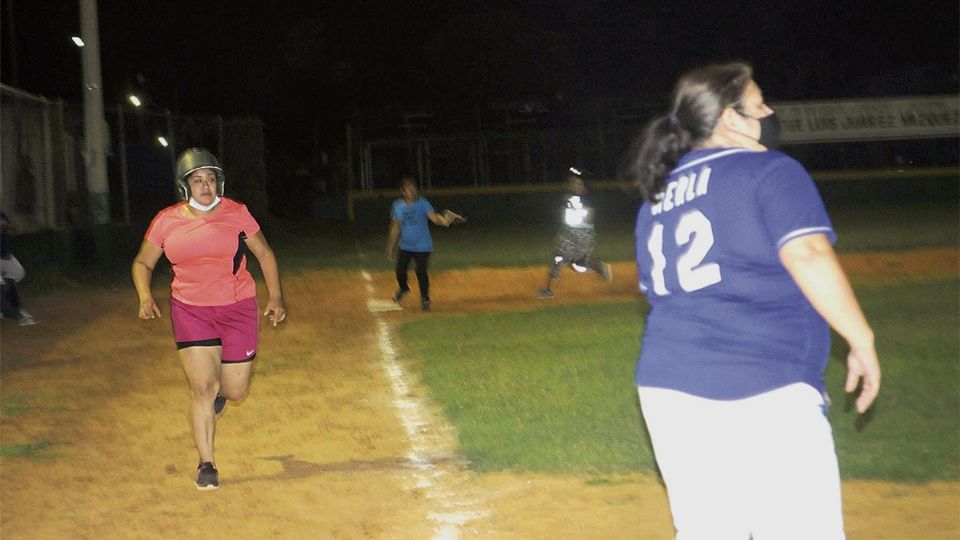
3,0,958,160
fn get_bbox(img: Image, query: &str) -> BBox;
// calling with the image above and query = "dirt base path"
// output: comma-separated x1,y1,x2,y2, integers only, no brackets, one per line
2,248,957,539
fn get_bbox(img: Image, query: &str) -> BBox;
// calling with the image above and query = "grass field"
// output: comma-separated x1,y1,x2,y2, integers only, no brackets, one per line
380,197,960,481
400,279,959,481
400,303,653,473
829,279,960,481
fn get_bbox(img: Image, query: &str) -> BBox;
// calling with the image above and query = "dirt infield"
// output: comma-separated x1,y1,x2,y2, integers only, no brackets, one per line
2,248,957,539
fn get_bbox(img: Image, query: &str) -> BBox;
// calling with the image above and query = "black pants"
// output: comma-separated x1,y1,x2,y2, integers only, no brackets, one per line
0,279,21,318
395,250,431,300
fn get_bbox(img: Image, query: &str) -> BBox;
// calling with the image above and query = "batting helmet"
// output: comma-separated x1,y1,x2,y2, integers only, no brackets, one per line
175,147,224,200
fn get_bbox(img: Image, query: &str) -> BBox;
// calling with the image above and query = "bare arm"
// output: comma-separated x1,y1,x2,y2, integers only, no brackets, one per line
779,233,880,413
131,239,164,319
427,211,452,227
245,231,286,326
386,219,401,261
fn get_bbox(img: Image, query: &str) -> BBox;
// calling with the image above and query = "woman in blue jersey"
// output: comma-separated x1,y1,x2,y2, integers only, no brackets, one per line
623,62,880,539
385,176,460,312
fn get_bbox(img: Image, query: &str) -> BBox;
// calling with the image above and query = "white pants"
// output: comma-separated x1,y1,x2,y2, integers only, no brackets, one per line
639,383,845,540
0,254,25,283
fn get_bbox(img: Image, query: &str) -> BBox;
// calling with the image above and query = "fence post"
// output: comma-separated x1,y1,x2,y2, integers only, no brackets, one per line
79,0,110,226
41,103,56,229
117,105,130,224
345,122,355,223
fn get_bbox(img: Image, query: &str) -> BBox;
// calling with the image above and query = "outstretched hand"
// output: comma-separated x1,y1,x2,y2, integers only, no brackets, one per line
442,209,466,225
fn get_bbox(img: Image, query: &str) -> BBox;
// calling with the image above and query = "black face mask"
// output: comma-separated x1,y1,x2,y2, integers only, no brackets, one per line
736,110,782,149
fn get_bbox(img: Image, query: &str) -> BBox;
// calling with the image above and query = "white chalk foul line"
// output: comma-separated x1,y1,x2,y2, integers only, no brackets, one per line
361,270,488,539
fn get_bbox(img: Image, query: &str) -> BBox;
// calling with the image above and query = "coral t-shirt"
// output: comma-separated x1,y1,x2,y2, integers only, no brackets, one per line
145,198,260,306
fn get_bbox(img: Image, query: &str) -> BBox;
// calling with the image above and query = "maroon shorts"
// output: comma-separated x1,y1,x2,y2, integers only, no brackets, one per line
170,296,259,362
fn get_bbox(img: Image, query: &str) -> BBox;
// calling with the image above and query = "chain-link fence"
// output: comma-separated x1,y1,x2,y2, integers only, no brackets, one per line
1,84,268,235
1,85,82,233
345,98,957,229
352,97,959,193
354,99,658,191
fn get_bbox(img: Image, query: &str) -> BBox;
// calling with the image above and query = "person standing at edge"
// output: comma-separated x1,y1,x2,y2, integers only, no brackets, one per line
536,167,613,299
0,210,38,325
385,176,460,312
623,63,880,539
132,148,286,490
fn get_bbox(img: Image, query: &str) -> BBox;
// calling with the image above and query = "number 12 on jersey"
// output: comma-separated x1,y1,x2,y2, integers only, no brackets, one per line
646,210,722,296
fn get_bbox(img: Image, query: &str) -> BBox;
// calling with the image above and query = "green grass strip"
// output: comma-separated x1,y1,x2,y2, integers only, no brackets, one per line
264,199,957,276
827,279,960,481
401,279,959,481
401,303,654,473
0,440,56,459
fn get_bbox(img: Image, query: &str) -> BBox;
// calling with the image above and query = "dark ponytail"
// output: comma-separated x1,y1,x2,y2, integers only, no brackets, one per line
622,115,696,202
622,62,753,202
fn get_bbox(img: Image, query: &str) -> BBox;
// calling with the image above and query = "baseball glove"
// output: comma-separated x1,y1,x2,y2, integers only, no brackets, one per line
443,209,467,224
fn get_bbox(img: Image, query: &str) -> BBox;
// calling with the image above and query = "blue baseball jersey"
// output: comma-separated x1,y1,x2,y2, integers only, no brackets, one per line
634,148,836,399
391,197,435,252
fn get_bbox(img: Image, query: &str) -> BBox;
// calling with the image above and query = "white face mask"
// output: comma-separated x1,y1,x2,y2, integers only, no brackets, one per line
188,196,221,212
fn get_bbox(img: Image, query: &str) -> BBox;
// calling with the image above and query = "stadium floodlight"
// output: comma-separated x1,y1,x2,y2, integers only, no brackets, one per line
127,95,142,107
71,36,85,47
157,136,169,147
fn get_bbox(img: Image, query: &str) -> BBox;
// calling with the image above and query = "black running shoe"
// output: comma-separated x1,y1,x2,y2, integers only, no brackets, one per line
421,299,431,312
195,461,219,490
214,394,226,417
393,289,408,303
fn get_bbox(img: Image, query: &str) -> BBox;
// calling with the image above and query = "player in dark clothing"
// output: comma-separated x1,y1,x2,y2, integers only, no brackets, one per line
537,168,613,299
0,210,38,325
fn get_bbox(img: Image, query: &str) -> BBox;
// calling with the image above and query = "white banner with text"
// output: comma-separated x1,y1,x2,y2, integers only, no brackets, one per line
775,95,959,144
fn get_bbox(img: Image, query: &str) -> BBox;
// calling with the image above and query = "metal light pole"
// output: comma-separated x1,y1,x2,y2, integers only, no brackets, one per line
79,0,110,224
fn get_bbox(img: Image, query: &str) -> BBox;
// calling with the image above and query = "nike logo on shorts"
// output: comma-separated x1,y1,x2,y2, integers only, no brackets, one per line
245,349,256,357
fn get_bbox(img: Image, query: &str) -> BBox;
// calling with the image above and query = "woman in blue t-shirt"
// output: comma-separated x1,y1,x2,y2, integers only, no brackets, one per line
385,176,462,312
623,63,880,539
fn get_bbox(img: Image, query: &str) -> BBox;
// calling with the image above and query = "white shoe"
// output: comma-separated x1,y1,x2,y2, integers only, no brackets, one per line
18,310,39,326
